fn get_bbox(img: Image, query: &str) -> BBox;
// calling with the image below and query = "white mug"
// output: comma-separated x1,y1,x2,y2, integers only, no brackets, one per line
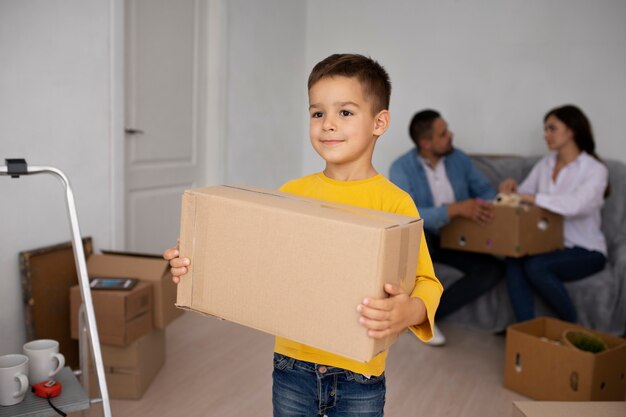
23,339,65,384
0,354,29,406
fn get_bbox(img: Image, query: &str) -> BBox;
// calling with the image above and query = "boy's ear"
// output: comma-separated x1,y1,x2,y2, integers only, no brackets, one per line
372,110,390,136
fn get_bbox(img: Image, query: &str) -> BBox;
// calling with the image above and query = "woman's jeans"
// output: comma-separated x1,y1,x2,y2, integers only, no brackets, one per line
272,353,385,417
505,247,606,323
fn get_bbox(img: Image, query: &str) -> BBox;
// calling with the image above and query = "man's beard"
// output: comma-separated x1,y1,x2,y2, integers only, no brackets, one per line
437,145,454,157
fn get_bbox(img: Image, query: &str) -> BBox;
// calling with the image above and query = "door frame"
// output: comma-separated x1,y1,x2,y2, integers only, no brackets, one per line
109,0,227,250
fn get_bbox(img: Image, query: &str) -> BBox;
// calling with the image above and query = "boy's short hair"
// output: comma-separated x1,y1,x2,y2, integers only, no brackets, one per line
409,109,441,148
308,54,391,114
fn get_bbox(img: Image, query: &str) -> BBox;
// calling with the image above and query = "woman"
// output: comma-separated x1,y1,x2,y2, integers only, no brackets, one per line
499,104,608,323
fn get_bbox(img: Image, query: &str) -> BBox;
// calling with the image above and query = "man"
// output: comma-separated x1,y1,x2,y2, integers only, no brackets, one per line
390,109,502,345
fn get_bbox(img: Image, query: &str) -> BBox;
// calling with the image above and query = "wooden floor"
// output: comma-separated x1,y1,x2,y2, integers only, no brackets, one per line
89,312,527,417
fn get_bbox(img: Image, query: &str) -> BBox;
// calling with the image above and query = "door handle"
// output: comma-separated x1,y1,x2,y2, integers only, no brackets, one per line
125,128,144,135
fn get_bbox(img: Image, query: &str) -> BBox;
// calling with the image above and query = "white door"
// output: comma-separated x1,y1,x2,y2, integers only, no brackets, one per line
124,0,222,254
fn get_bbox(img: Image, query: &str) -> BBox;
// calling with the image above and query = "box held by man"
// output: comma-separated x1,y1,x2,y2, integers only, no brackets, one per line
440,205,563,257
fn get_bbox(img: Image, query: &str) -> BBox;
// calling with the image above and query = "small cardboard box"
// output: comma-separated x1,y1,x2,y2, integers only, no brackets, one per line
177,185,423,362
504,317,626,401
89,329,165,400
512,401,626,417
70,282,153,346
89,252,183,328
440,205,563,257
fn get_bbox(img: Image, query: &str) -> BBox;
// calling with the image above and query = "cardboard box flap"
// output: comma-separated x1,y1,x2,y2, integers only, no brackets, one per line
378,223,420,297
186,185,420,229
88,253,169,282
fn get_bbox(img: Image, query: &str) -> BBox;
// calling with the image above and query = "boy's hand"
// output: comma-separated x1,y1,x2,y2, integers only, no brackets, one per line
357,283,426,339
162,243,190,284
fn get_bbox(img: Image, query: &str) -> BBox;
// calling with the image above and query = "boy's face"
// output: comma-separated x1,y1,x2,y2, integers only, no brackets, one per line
308,76,388,172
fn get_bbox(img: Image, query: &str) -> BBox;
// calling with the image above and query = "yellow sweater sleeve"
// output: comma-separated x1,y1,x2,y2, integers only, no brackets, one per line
409,229,442,341
395,194,443,342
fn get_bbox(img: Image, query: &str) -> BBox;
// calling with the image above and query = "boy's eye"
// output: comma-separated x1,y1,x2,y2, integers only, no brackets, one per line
339,110,352,117
312,112,323,118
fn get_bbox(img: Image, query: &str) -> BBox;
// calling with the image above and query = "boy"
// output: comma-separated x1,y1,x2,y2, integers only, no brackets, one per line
164,53,442,417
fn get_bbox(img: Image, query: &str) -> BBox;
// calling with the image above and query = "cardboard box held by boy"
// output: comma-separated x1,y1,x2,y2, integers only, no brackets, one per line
175,185,423,362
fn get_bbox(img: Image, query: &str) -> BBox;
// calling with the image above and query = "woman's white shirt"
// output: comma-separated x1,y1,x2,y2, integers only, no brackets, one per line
518,151,608,255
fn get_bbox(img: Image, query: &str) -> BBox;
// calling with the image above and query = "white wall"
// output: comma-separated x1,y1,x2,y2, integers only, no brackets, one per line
302,0,626,176
0,0,115,354
225,0,306,188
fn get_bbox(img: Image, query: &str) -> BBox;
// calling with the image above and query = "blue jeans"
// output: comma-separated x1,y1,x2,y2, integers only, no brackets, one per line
506,247,606,323
272,353,385,417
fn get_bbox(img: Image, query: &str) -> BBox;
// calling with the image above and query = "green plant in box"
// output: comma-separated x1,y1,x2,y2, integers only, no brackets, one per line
562,329,608,353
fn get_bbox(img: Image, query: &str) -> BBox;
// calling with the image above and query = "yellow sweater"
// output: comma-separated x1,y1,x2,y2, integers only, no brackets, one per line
275,172,442,376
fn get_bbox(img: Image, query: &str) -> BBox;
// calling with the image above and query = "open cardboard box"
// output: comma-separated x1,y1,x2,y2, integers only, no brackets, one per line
440,205,563,257
504,317,626,401
176,185,423,363
69,250,182,345
91,251,183,329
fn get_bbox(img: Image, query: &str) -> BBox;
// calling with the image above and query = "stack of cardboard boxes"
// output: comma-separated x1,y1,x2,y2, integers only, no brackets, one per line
70,252,183,399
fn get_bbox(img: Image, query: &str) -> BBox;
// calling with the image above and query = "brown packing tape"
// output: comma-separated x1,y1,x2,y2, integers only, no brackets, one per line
176,192,196,308
375,223,419,358
397,227,409,289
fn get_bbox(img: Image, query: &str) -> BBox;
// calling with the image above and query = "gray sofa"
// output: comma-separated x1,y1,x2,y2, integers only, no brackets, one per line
437,155,626,336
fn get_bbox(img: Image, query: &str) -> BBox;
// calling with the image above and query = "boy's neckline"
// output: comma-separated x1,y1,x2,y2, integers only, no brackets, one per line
318,172,382,185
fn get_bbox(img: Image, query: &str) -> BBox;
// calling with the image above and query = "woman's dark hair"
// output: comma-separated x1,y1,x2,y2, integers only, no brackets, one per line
545,104,609,197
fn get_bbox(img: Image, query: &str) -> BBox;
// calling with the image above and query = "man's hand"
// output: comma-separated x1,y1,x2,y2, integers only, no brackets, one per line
448,198,494,225
357,284,426,339
163,244,190,284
